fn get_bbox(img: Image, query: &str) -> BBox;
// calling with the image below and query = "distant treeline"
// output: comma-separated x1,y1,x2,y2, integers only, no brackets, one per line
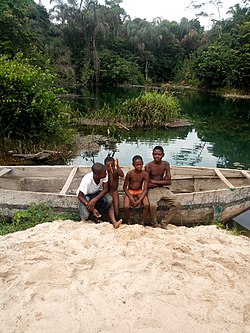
0,0,249,90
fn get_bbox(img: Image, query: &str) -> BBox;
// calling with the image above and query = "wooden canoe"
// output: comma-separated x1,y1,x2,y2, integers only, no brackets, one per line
0,165,249,225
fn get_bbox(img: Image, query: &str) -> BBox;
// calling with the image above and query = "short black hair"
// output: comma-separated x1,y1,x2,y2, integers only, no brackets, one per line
92,162,106,175
153,146,164,154
132,155,143,164
104,156,114,165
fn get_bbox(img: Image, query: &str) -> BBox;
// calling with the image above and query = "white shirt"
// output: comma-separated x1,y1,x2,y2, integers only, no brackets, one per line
76,171,108,195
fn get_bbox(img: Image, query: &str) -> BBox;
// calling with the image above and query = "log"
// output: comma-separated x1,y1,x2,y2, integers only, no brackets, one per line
12,150,62,162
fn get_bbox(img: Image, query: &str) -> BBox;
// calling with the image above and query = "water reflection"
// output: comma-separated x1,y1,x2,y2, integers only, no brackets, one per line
69,128,220,167
68,87,250,169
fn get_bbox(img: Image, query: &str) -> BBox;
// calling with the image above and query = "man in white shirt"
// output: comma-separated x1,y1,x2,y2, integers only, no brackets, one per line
77,162,122,229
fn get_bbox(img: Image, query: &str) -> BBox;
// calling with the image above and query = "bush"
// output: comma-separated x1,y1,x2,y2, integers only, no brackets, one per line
90,91,182,126
0,53,72,140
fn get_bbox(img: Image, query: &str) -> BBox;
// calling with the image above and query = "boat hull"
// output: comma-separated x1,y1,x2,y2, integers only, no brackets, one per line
0,165,249,225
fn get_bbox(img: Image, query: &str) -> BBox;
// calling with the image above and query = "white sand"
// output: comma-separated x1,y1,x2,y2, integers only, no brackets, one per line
0,220,249,333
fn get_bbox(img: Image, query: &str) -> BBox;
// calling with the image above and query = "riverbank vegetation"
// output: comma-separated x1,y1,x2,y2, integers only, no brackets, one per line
0,0,249,147
0,204,79,235
0,0,249,91
87,91,182,126
0,54,73,141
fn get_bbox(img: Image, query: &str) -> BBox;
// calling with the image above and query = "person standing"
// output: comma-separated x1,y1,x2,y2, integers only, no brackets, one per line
145,146,181,228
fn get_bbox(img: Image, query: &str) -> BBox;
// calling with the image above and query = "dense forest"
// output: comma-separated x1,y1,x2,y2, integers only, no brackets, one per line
0,0,249,90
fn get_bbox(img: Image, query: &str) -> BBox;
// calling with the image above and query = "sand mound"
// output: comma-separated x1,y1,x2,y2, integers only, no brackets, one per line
0,221,249,333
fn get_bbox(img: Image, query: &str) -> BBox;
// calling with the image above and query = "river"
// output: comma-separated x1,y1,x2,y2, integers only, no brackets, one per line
68,87,250,169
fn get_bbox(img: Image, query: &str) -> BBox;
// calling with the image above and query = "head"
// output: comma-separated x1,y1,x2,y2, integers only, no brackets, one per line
104,156,115,171
132,155,143,171
92,163,107,179
152,145,164,163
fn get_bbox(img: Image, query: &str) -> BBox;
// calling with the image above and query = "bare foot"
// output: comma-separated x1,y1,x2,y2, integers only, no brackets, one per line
113,219,122,229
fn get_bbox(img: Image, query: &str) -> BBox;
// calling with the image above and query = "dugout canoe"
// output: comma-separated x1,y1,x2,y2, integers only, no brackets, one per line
0,165,249,225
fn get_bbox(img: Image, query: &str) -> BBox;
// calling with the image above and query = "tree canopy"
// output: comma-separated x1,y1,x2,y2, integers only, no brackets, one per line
0,0,249,89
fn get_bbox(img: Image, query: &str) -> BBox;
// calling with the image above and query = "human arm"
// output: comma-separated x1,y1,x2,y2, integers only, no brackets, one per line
145,162,171,188
107,164,114,188
77,176,108,211
115,159,124,178
123,173,136,205
87,182,109,209
133,173,149,206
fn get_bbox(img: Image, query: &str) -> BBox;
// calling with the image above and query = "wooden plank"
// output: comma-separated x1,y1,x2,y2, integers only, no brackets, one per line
214,168,235,190
0,168,11,177
241,170,250,180
59,167,78,195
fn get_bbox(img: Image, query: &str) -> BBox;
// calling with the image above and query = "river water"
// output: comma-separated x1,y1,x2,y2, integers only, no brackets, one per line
68,87,250,169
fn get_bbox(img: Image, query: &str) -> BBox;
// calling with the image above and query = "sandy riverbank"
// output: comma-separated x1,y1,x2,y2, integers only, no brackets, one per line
0,220,249,333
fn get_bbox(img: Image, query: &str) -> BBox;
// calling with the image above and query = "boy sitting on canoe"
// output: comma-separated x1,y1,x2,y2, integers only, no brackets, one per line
104,156,124,220
145,145,181,228
77,162,122,229
123,155,149,226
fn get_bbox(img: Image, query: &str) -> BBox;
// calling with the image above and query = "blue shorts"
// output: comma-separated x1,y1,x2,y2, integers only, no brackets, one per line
79,192,113,220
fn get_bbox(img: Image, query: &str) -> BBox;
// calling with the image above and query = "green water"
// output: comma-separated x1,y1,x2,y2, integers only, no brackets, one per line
69,87,250,169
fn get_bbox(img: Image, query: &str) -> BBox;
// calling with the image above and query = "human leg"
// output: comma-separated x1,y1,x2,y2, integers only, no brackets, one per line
147,188,161,227
108,204,122,228
78,201,90,221
94,193,112,213
112,190,119,218
141,196,150,226
123,195,131,224
161,188,181,226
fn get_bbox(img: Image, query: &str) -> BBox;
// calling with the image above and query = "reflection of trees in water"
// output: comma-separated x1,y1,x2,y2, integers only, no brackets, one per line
196,126,250,169
119,127,190,144
72,88,249,168
172,143,205,166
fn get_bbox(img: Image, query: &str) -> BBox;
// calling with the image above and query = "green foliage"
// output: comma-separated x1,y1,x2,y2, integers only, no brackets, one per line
0,0,51,56
0,53,73,140
0,203,79,235
193,44,240,88
0,0,249,91
89,91,182,126
99,49,144,85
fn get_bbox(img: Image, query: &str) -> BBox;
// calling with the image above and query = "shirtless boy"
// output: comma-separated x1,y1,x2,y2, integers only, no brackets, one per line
77,162,122,229
104,156,124,219
123,155,149,226
145,146,181,228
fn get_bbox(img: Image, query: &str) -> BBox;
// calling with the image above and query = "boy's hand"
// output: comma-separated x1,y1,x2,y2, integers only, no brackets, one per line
93,208,101,218
114,158,118,167
107,163,113,174
129,196,136,206
86,198,96,211
133,200,140,207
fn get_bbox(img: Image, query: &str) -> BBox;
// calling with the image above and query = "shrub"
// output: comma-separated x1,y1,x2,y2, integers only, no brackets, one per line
90,91,182,127
0,53,72,140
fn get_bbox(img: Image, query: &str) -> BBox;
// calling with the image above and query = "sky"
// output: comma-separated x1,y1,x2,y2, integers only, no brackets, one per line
37,0,245,28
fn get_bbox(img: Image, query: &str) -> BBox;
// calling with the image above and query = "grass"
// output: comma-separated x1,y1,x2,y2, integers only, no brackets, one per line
0,203,79,236
87,91,182,127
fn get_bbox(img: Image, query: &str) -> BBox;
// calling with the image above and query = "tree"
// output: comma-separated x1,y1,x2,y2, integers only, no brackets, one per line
0,54,72,140
0,0,51,56
193,44,239,88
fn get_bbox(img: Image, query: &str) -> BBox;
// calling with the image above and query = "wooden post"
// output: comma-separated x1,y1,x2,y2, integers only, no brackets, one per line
214,168,235,190
0,168,11,177
241,170,250,180
59,167,78,195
